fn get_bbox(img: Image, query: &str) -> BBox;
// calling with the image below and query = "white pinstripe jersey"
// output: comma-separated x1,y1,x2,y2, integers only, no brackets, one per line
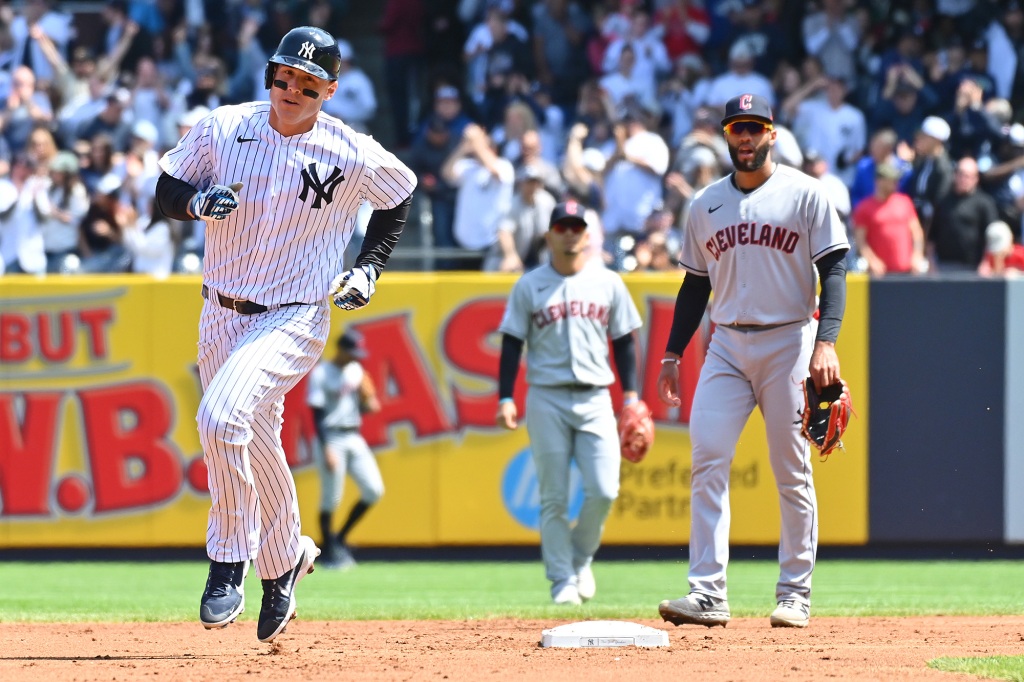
679,163,849,326
159,102,417,305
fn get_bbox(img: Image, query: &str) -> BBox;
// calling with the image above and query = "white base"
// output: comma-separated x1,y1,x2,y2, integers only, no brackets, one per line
540,620,670,648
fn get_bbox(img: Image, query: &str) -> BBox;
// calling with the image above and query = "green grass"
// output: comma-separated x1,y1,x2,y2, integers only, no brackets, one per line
930,657,1024,682
1,558,1023,622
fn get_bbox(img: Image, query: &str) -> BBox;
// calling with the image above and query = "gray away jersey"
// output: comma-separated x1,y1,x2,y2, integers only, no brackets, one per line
159,102,417,305
498,261,642,387
679,163,849,326
307,361,364,430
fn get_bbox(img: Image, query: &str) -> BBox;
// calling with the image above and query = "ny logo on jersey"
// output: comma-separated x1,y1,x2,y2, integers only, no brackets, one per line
299,163,346,208
298,41,316,59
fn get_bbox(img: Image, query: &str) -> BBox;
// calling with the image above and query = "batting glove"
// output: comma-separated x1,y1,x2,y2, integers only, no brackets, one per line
189,182,244,221
331,265,377,310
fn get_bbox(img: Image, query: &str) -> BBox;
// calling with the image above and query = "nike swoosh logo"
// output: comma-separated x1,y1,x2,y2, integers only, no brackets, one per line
237,136,258,143
538,285,552,293
709,204,723,214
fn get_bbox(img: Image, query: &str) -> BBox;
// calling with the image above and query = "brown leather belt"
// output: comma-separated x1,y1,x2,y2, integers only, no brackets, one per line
202,284,305,315
720,320,802,332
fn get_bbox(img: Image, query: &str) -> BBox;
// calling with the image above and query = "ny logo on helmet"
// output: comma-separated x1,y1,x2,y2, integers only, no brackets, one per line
298,41,316,59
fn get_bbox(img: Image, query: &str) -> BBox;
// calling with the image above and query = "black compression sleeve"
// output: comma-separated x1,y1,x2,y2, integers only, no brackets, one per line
354,194,412,279
665,274,712,355
498,334,524,400
815,249,848,343
155,172,198,221
611,332,638,393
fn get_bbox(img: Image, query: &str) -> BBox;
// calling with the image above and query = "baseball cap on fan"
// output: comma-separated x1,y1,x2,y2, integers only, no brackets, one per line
920,116,950,143
986,221,1014,254
721,94,774,126
337,329,368,359
549,200,588,229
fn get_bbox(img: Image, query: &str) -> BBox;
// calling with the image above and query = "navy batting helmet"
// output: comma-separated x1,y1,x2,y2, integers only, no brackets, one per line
264,26,342,90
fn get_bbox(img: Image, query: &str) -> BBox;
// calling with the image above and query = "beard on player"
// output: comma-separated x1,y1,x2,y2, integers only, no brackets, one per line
727,137,771,172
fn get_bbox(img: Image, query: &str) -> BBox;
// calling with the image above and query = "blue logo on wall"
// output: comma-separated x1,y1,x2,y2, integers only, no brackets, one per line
501,447,584,530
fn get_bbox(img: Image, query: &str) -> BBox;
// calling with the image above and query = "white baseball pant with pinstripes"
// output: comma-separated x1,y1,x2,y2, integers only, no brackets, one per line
196,300,330,581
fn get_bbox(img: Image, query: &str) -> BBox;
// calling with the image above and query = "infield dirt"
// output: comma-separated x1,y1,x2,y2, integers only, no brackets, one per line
2,617,1022,681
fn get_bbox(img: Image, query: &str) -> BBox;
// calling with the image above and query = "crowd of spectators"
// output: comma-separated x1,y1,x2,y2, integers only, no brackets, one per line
2,0,1024,278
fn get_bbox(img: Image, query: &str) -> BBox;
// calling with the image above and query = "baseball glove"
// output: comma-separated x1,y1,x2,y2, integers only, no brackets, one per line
799,378,852,460
619,400,655,463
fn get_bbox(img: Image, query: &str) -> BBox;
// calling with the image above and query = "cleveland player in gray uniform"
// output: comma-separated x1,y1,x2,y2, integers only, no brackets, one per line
307,329,383,570
154,27,416,643
657,94,849,629
497,200,643,606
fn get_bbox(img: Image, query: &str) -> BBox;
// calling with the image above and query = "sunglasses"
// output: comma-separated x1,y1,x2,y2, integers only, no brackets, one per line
551,222,587,234
723,120,773,136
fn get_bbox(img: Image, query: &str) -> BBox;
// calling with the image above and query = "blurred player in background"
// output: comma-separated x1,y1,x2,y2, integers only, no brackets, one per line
307,329,384,569
496,200,643,605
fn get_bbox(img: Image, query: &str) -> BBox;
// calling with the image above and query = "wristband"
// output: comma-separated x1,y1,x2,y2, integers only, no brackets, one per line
498,397,514,405
661,358,680,365
622,395,638,406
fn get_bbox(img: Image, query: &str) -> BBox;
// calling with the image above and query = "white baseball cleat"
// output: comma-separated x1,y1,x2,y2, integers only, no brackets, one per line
551,580,582,606
770,599,810,628
576,565,596,602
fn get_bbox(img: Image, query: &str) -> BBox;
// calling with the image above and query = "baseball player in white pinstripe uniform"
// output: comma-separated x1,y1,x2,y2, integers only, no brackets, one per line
154,26,416,643
657,94,849,630
307,328,383,570
497,200,643,606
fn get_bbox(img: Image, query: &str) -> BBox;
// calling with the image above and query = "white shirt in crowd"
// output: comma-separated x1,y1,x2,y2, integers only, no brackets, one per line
0,178,45,274
321,68,378,133
793,98,867,188
704,70,775,109
35,180,90,254
450,156,515,250
122,216,174,277
602,129,670,235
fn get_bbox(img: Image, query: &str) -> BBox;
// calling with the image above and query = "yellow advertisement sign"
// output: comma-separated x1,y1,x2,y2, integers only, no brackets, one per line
0,273,868,547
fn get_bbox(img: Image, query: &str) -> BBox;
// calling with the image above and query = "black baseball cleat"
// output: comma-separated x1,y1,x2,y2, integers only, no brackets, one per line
257,536,320,643
200,560,248,629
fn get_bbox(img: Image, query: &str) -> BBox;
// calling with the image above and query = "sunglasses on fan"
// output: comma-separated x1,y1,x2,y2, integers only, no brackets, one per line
723,120,773,136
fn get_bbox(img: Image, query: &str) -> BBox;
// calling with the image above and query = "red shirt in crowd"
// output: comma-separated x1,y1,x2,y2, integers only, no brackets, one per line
654,3,710,61
379,0,426,58
852,192,920,273
980,244,1024,274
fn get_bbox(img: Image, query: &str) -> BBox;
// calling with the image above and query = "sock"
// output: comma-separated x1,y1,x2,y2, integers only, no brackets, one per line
337,500,372,546
319,511,334,553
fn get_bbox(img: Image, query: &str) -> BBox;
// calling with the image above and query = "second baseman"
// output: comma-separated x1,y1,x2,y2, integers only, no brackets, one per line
497,200,643,606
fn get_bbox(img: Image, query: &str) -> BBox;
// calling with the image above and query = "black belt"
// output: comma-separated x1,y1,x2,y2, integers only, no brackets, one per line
202,284,305,315
326,426,360,434
720,320,802,332
552,383,602,391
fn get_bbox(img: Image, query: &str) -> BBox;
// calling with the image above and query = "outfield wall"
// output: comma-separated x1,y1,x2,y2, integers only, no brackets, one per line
0,273,1018,548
